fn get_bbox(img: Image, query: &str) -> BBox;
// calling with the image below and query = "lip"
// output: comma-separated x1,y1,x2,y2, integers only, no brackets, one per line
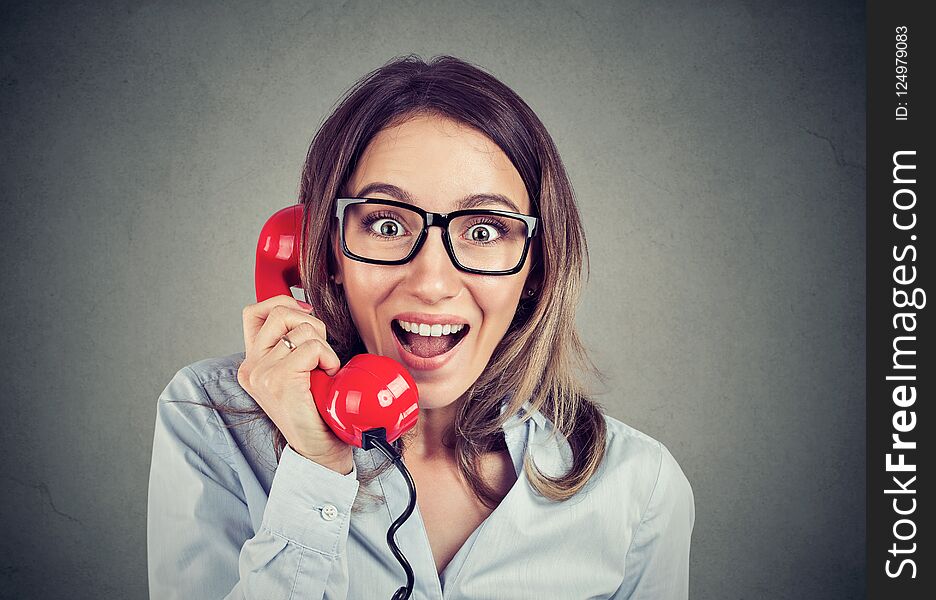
391,312,470,326
390,313,471,372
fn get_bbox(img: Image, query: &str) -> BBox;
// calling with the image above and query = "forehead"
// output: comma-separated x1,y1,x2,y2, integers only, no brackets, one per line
346,114,530,214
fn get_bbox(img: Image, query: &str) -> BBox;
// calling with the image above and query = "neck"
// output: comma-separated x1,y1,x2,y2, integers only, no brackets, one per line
403,401,461,462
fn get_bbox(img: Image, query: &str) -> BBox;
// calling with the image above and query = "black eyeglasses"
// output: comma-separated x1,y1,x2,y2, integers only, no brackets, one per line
335,197,539,275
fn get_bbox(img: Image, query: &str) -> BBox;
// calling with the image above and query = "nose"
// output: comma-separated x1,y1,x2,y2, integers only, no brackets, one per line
404,227,462,305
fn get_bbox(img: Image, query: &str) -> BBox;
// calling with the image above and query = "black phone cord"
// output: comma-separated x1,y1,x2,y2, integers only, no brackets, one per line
362,429,417,600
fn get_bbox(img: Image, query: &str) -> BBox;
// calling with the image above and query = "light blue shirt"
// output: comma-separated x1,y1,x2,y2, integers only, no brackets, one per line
147,353,694,599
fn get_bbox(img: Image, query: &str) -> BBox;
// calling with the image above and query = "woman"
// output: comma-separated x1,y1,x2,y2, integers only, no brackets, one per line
147,55,694,599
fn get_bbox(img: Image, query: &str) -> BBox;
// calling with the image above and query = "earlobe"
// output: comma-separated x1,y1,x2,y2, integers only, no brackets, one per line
523,268,541,297
330,269,343,285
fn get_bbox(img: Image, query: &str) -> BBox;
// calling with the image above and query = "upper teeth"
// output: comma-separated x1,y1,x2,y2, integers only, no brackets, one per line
397,320,465,337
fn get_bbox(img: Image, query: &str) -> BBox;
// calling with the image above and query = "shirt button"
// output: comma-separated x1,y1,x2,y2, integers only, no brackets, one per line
320,504,339,521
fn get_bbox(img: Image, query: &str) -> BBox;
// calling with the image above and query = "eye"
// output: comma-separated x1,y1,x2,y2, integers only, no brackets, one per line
369,217,405,237
466,223,501,243
462,216,513,244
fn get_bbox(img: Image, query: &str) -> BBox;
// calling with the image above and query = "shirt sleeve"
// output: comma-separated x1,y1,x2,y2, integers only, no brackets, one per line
612,443,695,600
147,366,360,599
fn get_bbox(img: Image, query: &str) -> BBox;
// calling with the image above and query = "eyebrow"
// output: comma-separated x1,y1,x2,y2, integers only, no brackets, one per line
353,181,524,213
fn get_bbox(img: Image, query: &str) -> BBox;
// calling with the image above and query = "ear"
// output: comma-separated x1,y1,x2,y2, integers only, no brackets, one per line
523,256,542,296
331,232,344,285
527,240,545,288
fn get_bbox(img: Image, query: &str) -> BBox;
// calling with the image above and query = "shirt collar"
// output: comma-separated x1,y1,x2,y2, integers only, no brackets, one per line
500,397,571,479
357,397,568,480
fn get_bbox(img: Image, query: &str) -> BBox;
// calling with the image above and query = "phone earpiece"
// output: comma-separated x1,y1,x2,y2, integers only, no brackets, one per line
256,205,420,449
255,205,304,303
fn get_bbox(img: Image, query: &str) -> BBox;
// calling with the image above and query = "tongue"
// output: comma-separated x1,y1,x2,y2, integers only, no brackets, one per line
403,331,456,358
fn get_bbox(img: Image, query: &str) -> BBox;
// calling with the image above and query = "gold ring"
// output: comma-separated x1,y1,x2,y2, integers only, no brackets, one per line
280,335,297,351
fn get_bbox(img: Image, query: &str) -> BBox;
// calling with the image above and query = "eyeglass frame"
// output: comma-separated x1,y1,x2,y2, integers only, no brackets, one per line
334,197,540,276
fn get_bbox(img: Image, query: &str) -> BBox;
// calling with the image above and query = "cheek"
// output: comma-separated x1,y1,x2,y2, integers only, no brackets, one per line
474,280,524,334
342,259,398,346
342,280,371,324
339,263,392,331
342,262,385,295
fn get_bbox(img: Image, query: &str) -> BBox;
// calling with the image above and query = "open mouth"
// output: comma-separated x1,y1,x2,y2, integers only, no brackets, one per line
391,319,471,359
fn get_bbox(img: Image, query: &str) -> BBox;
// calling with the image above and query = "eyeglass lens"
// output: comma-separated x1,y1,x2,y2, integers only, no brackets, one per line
343,202,529,272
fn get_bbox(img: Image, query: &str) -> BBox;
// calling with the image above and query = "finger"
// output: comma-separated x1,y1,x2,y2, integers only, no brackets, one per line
242,295,317,353
253,305,327,355
261,321,326,365
280,337,342,377
255,330,340,382
243,295,309,351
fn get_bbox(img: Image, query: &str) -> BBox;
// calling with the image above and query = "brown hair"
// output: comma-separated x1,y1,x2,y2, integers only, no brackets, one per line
211,54,607,509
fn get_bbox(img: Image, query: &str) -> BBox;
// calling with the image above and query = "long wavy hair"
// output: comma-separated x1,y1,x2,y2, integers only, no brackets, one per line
286,54,608,508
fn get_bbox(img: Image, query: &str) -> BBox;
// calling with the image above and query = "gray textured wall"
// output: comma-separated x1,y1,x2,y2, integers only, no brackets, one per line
0,1,865,598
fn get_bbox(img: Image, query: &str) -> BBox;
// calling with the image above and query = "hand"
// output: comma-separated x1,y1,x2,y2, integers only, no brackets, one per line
236,295,353,475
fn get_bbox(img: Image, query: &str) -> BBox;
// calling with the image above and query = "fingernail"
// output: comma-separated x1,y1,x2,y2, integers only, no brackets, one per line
296,300,313,311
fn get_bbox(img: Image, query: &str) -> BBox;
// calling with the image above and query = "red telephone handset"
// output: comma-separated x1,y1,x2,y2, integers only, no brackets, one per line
255,205,419,448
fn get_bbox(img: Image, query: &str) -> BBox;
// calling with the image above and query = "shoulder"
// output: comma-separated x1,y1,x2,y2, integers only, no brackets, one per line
595,414,695,530
161,351,245,397
154,351,256,444
158,352,251,410
597,417,694,596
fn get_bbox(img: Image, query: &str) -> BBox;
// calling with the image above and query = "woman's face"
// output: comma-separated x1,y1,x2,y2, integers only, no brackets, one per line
333,113,535,410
